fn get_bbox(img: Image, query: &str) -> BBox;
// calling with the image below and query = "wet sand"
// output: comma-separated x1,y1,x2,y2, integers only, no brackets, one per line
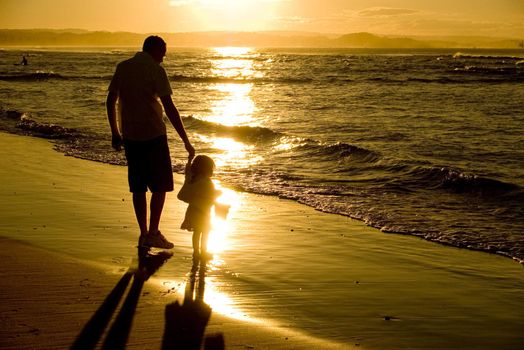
1,132,524,349
0,237,348,350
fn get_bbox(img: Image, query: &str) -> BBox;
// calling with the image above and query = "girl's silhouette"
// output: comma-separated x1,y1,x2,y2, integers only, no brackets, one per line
178,155,228,262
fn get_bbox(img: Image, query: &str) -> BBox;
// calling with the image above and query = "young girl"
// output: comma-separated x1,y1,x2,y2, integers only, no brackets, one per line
178,155,227,263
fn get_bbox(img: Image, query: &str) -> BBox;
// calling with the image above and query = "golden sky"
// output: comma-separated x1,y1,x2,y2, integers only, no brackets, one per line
1,0,523,37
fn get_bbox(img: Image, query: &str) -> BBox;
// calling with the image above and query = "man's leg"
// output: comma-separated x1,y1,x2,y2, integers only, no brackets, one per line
144,191,174,249
144,191,173,249
132,192,148,235
149,191,166,234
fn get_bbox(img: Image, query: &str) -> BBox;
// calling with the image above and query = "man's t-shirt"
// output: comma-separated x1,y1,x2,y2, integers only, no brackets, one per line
108,52,172,141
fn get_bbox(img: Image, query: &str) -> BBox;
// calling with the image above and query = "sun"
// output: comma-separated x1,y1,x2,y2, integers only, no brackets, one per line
168,0,282,32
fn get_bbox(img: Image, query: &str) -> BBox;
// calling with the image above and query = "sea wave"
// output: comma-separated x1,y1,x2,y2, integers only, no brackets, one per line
294,143,522,200
209,54,266,61
0,71,66,81
2,106,523,263
183,115,281,143
295,140,380,163
3,108,520,202
135,111,524,200
0,109,80,139
0,71,114,82
456,66,521,75
406,166,520,197
361,75,523,84
173,73,524,85
171,74,312,84
452,52,524,60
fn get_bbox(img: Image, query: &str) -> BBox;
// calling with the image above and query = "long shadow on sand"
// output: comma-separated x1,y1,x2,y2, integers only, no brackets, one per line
71,247,172,350
162,262,225,350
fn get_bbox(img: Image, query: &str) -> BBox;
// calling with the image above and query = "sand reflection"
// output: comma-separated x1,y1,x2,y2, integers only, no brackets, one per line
204,182,239,255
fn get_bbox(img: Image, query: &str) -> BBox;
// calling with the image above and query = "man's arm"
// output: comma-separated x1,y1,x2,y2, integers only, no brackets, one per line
106,91,122,151
160,95,195,158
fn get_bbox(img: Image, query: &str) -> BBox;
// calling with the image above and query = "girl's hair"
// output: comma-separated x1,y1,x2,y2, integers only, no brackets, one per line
190,155,215,181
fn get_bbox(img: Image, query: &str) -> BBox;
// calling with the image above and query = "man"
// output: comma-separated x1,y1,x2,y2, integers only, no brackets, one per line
107,35,195,249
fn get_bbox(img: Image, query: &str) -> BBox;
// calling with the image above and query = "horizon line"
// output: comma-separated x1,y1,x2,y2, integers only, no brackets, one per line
1,28,523,40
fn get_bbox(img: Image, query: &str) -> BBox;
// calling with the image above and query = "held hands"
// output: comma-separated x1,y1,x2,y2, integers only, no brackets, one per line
185,142,195,160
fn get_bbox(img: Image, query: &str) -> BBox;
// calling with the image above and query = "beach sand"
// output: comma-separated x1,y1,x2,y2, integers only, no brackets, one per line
1,132,524,349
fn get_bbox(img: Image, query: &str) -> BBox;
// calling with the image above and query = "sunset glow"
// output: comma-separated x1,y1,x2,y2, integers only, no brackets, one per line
1,0,523,37
2,0,524,346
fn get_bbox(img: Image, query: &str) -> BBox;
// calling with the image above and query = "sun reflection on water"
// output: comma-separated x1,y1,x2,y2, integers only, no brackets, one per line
197,47,265,169
213,47,251,57
164,48,263,324
211,47,258,79
203,47,260,127
207,83,256,126
196,134,263,168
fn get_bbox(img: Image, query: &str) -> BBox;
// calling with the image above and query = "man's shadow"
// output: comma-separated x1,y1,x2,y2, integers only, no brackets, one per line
71,247,172,350
162,261,225,350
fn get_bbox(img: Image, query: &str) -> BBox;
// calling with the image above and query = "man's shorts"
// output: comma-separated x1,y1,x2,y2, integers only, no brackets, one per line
123,135,174,193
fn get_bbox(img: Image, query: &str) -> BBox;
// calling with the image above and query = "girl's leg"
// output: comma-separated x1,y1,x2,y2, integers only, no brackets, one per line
201,229,211,260
192,230,202,258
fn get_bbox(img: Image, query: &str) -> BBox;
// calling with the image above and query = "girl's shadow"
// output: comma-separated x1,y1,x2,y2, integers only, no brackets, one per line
162,261,225,350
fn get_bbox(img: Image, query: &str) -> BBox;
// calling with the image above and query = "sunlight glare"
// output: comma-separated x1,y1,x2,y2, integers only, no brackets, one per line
213,47,251,57
207,83,257,126
196,134,263,168
207,217,228,254
211,47,257,79
206,182,240,254
205,46,261,126
274,136,308,151
190,277,259,323
212,136,249,153
211,58,258,79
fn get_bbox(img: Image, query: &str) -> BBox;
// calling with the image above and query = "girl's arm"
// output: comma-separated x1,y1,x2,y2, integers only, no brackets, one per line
184,156,195,181
177,160,193,203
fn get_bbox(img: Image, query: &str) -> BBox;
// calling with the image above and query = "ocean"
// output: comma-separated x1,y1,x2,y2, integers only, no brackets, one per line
1,46,524,263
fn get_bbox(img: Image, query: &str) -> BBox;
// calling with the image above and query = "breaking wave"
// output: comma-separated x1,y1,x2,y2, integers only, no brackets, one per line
0,72,112,82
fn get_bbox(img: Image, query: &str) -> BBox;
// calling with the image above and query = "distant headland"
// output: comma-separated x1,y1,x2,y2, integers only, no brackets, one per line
0,29,522,49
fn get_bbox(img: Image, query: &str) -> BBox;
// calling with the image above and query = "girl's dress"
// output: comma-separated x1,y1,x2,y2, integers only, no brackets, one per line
178,165,220,232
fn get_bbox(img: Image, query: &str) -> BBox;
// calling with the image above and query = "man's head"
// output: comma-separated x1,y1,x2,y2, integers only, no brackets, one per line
143,36,167,63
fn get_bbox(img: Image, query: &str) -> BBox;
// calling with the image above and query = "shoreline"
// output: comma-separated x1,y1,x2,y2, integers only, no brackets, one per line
1,110,522,265
1,131,524,349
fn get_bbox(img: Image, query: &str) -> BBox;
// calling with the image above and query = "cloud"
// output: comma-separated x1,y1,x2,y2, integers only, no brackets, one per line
401,17,524,37
357,7,420,18
274,5,523,38
274,16,312,24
